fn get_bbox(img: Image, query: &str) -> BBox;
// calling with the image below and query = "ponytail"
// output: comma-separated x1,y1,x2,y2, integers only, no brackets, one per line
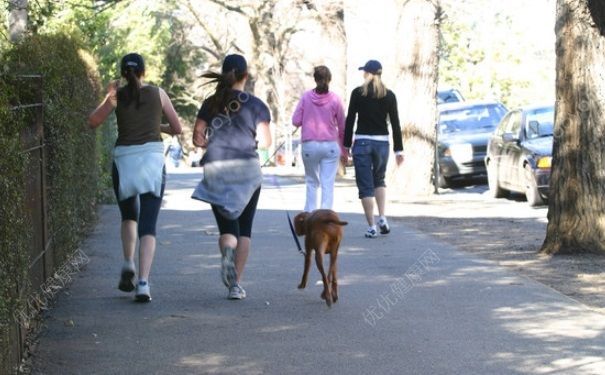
313,65,331,95
118,67,142,108
118,53,145,108
361,73,387,99
202,69,246,117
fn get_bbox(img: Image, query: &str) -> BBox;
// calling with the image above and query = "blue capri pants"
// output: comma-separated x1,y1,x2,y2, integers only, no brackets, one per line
352,139,390,199
112,163,166,237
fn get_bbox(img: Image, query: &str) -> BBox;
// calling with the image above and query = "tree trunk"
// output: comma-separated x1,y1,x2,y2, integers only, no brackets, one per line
8,0,28,43
541,0,605,254
343,0,439,194
390,0,441,196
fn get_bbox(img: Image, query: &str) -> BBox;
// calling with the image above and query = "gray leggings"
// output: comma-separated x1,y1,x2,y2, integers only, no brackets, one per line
112,163,166,237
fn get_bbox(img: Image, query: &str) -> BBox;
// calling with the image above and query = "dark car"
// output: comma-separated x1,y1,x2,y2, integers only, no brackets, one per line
437,88,465,104
436,101,508,187
485,104,554,206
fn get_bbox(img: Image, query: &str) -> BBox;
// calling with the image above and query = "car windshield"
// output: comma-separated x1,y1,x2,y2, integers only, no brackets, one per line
525,107,554,139
439,104,506,134
437,90,463,104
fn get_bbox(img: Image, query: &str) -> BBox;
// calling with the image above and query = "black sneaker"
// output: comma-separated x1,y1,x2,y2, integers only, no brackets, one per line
118,266,136,292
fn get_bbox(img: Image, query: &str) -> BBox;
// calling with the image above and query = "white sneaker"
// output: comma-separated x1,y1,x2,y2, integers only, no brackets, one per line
365,227,378,238
221,247,237,288
378,218,390,234
228,284,246,300
135,281,151,302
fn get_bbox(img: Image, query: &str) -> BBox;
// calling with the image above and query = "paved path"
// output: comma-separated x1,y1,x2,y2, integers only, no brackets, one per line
32,169,605,375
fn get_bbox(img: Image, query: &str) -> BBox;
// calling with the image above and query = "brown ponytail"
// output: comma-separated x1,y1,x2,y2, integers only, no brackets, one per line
118,67,142,108
202,69,246,117
118,53,145,108
313,65,331,94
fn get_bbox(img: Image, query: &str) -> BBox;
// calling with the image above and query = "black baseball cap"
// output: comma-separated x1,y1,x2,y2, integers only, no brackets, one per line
120,53,145,75
222,54,248,75
359,60,382,74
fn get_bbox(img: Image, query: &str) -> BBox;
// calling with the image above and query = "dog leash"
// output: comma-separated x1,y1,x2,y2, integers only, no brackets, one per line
261,127,300,168
286,209,305,256
265,171,306,256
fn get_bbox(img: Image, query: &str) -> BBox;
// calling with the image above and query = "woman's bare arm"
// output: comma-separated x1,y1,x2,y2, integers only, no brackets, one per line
193,118,209,148
159,88,182,135
256,121,272,149
88,81,118,129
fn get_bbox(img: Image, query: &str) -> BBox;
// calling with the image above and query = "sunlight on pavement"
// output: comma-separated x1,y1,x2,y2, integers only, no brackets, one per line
494,302,605,340
178,353,263,375
491,352,605,375
492,302,605,373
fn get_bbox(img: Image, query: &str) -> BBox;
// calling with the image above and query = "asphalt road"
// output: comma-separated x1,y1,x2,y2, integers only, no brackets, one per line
31,169,605,375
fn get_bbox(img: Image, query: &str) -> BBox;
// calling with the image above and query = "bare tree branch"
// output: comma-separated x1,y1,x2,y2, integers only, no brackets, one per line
183,0,225,56
206,0,248,16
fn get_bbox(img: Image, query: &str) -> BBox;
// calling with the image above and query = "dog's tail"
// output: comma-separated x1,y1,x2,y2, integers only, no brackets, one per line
323,219,348,226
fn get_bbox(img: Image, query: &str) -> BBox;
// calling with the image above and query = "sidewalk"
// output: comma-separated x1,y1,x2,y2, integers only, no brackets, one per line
31,170,605,375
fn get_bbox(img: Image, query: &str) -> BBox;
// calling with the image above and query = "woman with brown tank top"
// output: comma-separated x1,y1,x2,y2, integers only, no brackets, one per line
88,53,182,302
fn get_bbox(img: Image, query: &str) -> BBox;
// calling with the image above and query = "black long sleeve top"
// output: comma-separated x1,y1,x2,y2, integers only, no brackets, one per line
343,87,404,152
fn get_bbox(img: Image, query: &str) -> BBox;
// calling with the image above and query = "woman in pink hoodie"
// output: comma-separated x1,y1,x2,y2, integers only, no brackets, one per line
292,66,347,212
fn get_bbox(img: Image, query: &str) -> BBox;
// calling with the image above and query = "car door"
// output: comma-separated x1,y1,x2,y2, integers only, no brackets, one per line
499,110,523,187
509,112,527,190
488,112,511,173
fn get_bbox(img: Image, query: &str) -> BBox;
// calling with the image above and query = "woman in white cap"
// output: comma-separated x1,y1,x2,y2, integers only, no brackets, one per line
344,60,404,238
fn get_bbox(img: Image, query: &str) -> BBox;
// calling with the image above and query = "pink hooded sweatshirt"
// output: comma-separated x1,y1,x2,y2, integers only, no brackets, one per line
292,90,346,155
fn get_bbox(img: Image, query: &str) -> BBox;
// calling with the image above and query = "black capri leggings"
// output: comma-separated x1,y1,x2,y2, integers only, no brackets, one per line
211,187,261,238
112,163,166,238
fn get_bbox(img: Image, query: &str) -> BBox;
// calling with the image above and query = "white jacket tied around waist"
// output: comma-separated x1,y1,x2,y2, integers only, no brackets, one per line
113,142,165,201
191,158,262,220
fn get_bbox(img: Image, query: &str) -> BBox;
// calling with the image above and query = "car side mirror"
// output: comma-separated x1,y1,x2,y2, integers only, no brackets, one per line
502,132,518,143
528,120,540,133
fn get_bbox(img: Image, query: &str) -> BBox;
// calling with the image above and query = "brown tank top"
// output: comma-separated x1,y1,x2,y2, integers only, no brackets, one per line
115,85,163,146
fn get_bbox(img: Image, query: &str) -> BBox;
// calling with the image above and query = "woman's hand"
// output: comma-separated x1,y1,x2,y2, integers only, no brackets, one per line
88,79,119,129
193,118,208,148
340,148,349,166
395,154,404,166
106,80,119,107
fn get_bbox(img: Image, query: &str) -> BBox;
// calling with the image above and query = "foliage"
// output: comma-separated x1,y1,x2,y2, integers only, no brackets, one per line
0,75,31,375
0,33,101,373
439,0,556,108
39,0,204,120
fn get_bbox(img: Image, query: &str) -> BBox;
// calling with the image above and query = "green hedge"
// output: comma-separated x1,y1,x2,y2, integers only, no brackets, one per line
0,33,103,373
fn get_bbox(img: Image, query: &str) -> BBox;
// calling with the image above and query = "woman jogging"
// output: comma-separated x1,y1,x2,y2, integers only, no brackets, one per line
88,53,182,302
292,65,346,212
343,59,404,238
191,54,271,300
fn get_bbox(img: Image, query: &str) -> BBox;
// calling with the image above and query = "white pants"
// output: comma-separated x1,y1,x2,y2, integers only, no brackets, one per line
301,141,340,212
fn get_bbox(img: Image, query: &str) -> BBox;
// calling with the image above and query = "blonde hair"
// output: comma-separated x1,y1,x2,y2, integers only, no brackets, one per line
361,73,387,99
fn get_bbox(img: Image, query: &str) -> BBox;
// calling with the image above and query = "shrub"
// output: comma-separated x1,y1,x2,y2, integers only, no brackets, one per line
0,33,102,373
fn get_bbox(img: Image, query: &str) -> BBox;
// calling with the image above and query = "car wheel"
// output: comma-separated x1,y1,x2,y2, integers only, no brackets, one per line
487,160,506,198
524,165,545,207
437,173,450,189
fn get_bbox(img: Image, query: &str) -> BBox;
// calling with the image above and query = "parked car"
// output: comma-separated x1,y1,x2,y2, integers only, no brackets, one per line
437,88,465,104
485,104,554,206
436,101,508,187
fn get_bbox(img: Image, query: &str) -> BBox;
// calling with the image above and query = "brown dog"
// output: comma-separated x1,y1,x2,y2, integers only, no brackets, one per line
294,209,347,307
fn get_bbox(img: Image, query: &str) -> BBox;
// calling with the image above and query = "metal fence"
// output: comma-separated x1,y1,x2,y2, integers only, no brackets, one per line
10,74,49,370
